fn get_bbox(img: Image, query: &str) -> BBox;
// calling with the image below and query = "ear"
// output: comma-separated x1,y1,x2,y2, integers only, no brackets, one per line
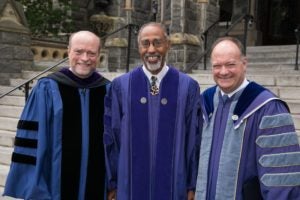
242,56,248,65
242,57,248,71
166,39,171,50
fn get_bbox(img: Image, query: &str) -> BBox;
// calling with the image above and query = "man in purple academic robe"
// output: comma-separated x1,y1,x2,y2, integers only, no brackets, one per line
196,36,300,200
104,22,202,200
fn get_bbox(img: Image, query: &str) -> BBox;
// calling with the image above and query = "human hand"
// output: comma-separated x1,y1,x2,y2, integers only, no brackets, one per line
107,189,117,200
187,190,195,200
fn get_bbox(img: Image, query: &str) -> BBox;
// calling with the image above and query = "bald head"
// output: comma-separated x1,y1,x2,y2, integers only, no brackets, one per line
210,36,245,59
68,31,101,53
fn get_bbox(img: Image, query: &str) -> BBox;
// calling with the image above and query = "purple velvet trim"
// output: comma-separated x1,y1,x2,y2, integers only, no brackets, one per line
130,67,179,199
153,67,179,199
130,67,150,200
60,68,101,86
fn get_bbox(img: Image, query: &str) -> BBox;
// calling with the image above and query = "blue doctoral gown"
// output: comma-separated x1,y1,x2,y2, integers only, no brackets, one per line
104,66,202,200
3,68,110,200
196,82,300,200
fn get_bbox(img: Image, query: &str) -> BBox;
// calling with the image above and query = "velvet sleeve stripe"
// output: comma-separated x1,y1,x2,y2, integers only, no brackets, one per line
11,152,36,165
14,137,38,148
259,152,300,167
259,113,294,129
261,172,300,187
256,132,299,148
17,120,39,131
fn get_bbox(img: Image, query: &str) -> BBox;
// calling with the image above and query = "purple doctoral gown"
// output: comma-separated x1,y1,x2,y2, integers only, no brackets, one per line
104,66,202,200
196,82,300,200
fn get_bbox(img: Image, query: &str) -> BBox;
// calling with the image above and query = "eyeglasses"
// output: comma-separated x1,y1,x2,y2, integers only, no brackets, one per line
139,39,166,49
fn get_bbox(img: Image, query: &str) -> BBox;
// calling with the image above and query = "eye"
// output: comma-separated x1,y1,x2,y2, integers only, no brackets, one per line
74,49,83,55
153,39,163,47
87,52,97,58
225,63,237,68
213,64,222,69
140,40,150,48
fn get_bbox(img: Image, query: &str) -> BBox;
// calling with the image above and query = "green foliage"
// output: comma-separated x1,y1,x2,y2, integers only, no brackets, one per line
16,0,76,37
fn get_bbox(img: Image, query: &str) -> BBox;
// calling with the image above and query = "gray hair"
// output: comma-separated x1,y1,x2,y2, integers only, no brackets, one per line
137,22,169,43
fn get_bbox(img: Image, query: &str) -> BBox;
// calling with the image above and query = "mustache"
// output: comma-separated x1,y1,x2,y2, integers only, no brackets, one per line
144,53,161,58
77,61,91,65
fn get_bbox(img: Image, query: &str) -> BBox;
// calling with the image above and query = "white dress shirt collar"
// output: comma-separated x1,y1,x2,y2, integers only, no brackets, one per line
142,64,169,88
220,78,249,97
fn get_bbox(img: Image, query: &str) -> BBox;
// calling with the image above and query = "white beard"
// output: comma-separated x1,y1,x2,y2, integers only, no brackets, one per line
146,60,162,72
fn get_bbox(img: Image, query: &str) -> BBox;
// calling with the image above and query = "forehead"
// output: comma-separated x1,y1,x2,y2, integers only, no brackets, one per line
211,41,241,59
70,34,99,48
139,25,165,40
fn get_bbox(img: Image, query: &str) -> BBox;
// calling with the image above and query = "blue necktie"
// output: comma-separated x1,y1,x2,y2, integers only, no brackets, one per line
222,94,229,103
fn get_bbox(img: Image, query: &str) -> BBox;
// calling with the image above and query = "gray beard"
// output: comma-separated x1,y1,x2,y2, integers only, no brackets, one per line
146,60,162,72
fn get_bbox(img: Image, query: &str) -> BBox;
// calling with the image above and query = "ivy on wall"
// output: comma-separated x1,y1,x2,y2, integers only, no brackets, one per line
16,0,76,37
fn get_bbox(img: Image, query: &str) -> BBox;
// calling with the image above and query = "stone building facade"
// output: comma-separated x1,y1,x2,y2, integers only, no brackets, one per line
1,0,299,73
0,0,33,84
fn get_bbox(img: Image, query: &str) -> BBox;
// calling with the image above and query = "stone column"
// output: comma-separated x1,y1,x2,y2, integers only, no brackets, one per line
0,0,33,85
166,0,202,71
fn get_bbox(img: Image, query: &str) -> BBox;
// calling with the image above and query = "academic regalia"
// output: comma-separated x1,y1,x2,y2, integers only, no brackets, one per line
3,68,110,200
196,82,300,200
104,66,202,200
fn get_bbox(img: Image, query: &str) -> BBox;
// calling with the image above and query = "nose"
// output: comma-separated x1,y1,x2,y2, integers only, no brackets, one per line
80,52,89,60
219,66,229,75
147,43,156,53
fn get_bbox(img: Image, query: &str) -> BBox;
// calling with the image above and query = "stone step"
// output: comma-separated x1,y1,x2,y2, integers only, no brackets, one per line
247,45,297,52
198,64,299,73
276,75,300,87
0,146,13,166
9,78,38,88
246,64,297,73
248,57,295,64
0,130,15,148
21,70,52,80
286,100,300,114
0,105,22,118
0,164,9,187
0,96,25,107
247,53,296,60
293,114,300,131
0,86,27,97
0,117,18,132
278,87,300,100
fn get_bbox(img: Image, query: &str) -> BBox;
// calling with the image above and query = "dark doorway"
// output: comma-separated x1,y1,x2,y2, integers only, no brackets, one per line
259,0,300,45
219,0,233,22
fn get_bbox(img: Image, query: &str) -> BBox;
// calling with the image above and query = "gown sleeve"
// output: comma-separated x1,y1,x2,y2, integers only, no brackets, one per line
255,100,300,199
185,79,202,191
103,79,122,191
3,79,55,200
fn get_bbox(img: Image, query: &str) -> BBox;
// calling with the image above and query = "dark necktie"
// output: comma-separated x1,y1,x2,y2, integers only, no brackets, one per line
222,94,229,103
150,76,159,95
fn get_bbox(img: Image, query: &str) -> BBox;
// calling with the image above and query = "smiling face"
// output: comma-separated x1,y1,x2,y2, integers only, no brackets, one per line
210,40,247,93
68,31,100,78
138,23,170,75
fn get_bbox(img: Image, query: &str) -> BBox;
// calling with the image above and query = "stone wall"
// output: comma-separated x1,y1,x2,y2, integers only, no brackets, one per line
0,0,33,85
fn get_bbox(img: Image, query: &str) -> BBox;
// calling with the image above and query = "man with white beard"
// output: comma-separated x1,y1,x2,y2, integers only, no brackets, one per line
104,22,203,200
